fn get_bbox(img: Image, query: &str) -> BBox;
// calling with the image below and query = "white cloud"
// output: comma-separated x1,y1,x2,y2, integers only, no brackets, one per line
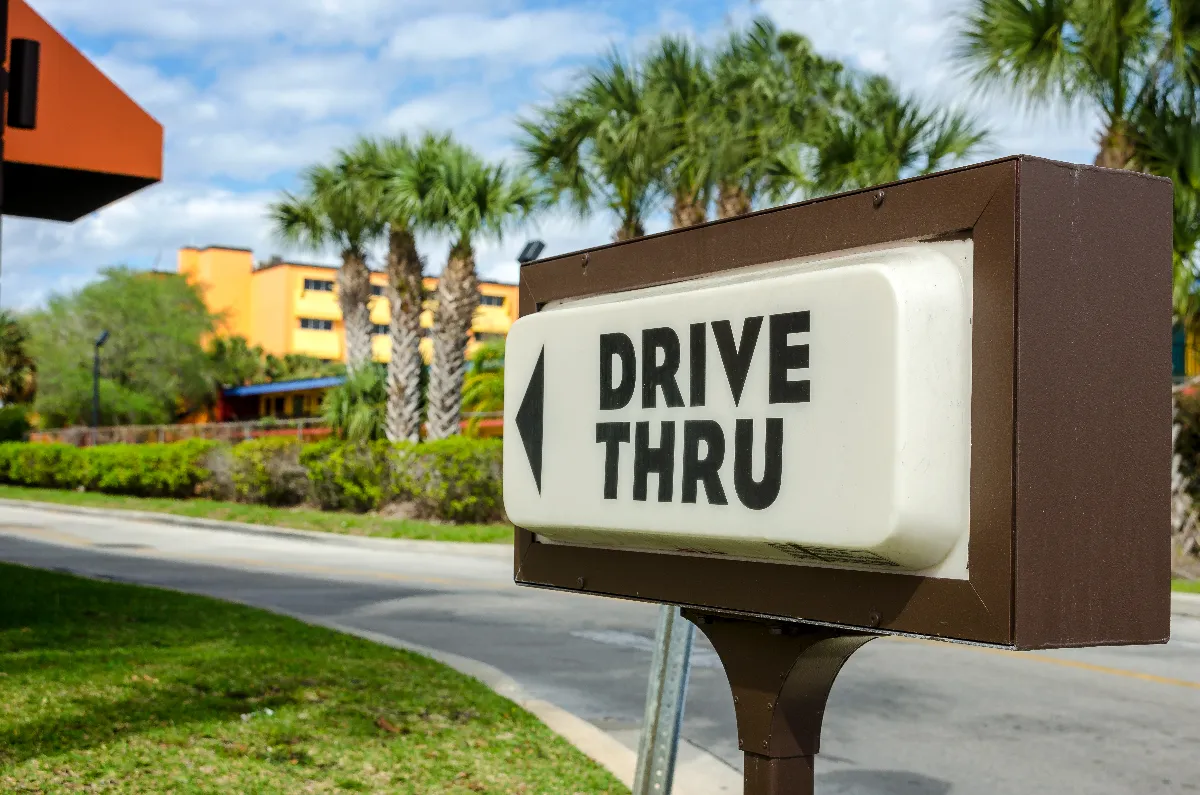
386,9,622,64
380,88,496,135
31,0,493,49
218,52,389,122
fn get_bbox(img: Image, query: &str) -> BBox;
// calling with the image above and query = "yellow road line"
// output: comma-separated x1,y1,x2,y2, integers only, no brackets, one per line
888,636,1200,691
0,525,95,548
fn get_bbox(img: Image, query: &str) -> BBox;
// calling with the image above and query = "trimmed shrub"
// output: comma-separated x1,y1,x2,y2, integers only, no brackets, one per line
0,442,82,488
301,440,389,513
0,439,216,497
73,439,219,498
0,405,31,442
393,438,504,523
230,437,308,506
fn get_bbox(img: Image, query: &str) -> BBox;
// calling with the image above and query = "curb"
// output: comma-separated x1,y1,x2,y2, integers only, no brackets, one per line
0,498,511,560
1174,592,1200,619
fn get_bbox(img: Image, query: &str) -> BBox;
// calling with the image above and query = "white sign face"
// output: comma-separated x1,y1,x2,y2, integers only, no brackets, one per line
504,242,972,575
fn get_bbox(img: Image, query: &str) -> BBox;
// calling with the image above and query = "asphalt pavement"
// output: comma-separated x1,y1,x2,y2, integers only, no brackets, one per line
0,502,1197,794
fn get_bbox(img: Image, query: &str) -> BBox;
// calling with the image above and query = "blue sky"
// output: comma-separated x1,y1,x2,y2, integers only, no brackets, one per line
4,0,1099,309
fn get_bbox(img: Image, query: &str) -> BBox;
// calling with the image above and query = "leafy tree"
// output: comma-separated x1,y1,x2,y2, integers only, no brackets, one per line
206,336,266,388
0,310,35,404
519,50,669,241
322,364,387,442
27,268,216,428
270,156,384,372
427,146,538,439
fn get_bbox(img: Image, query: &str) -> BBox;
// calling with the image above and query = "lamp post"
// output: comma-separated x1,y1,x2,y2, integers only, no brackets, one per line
517,240,545,264
92,330,109,439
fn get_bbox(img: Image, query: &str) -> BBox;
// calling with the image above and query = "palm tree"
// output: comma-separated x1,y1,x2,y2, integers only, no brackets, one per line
645,36,714,228
426,148,538,440
811,75,990,194
953,0,1198,170
462,340,505,436
0,311,34,404
322,364,388,442
269,156,384,372
343,134,452,443
708,19,844,218
519,50,669,241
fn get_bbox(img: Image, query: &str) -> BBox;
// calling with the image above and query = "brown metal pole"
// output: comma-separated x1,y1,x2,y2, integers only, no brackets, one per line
743,754,815,794
682,610,875,795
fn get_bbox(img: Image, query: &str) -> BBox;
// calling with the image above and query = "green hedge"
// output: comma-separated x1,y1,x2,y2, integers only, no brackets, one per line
0,439,218,498
0,437,505,523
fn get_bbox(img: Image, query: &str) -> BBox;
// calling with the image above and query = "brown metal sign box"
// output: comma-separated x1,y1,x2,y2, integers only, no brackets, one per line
513,156,1172,651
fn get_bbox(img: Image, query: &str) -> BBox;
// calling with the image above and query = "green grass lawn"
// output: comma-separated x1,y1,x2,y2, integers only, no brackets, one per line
0,563,624,794
0,484,512,544
1174,578,1200,594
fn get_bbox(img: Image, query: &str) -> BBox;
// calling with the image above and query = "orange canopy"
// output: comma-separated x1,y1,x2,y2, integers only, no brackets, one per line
4,0,163,221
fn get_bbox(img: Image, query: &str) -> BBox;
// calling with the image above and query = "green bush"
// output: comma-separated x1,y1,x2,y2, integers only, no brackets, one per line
301,440,389,513
230,437,308,506
0,435,507,524
0,443,81,488
0,439,216,497
393,438,504,523
0,405,31,442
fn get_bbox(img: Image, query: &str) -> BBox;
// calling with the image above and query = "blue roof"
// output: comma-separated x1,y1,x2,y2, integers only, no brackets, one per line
223,376,345,397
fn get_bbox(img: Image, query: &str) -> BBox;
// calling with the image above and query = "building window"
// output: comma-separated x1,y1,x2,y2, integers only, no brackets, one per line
292,395,306,417
299,317,333,331
303,278,334,292
371,284,385,297
479,294,505,307
372,324,389,336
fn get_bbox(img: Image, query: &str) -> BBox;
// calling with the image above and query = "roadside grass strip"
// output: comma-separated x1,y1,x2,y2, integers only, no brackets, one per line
0,563,624,794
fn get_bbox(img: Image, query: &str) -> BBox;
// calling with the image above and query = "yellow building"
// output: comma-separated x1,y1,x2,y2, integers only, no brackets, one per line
178,246,519,363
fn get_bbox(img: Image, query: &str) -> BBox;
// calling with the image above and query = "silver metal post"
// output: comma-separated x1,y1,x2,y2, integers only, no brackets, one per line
632,604,694,795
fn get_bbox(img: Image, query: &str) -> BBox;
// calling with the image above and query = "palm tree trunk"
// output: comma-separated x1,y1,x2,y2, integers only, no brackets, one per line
671,193,707,228
338,251,373,371
1094,122,1135,170
615,219,646,242
426,241,478,440
384,227,424,443
716,182,752,219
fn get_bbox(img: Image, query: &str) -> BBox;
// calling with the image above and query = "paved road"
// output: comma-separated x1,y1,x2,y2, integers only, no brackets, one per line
1,503,1198,794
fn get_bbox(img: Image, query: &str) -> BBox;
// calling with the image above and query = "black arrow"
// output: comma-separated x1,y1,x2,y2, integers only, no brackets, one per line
515,346,545,493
